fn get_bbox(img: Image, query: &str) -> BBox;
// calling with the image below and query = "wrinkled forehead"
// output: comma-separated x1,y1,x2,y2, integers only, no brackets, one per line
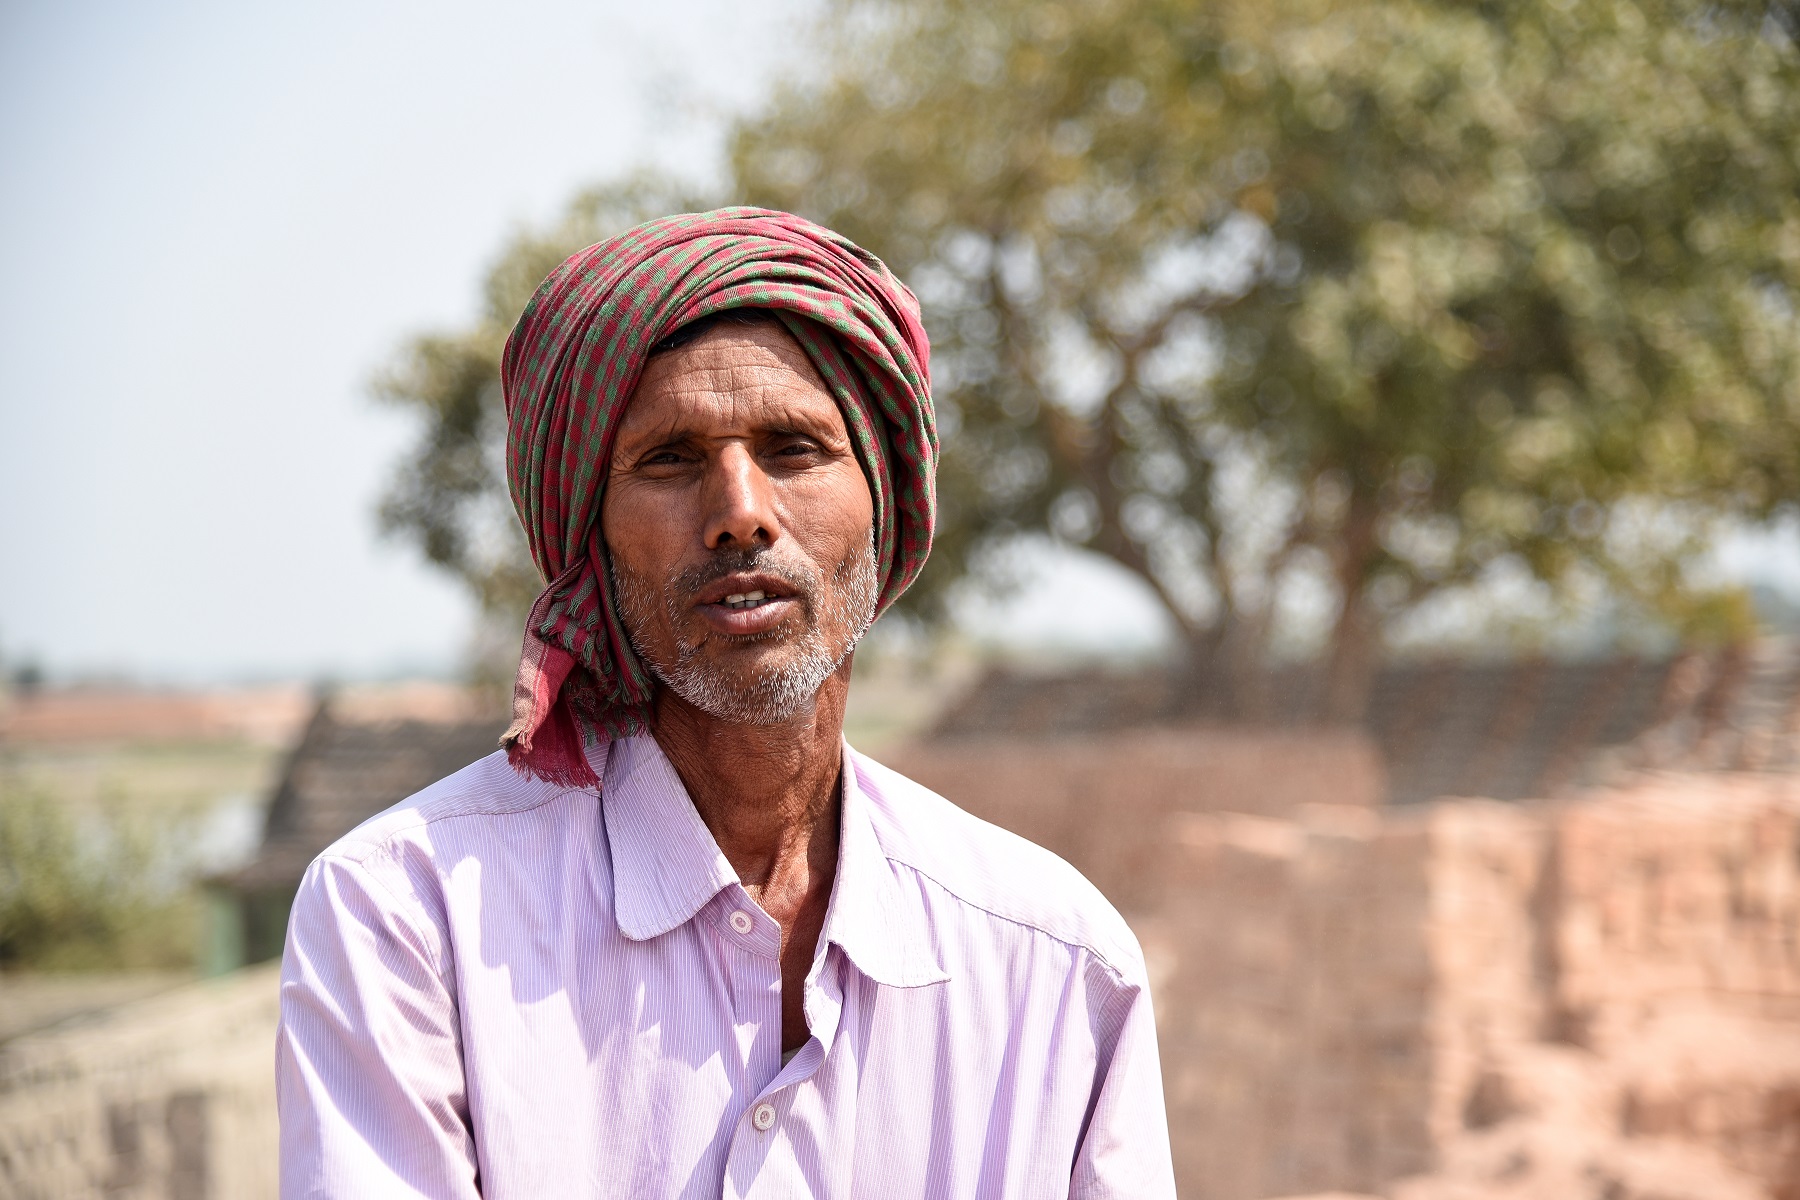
613,314,850,449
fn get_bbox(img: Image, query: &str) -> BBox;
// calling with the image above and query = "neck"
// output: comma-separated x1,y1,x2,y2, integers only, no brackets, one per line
648,655,852,894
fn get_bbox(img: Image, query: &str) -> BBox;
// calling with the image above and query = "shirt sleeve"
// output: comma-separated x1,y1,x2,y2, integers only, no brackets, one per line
277,852,481,1200
1069,958,1178,1199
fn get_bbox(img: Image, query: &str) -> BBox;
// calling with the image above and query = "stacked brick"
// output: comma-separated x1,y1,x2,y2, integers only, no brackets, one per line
1142,806,1437,1199
1139,775,1800,1200
891,729,1384,913
0,965,281,1200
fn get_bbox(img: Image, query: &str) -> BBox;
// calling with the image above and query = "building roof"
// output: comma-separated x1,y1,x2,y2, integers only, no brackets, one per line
925,640,1800,805
222,699,504,893
0,684,312,747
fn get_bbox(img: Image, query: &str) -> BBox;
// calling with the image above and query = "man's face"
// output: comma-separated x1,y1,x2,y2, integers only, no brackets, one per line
602,320,879,725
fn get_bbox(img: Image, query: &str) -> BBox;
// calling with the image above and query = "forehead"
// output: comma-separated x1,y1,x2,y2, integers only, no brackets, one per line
618,322,846,440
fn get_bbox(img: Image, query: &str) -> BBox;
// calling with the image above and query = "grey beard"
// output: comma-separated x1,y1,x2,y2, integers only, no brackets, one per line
610,533,879,726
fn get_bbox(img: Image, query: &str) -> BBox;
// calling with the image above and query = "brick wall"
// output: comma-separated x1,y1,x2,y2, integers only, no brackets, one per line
891,728,1385,912
1135,775,1800,1200
0,965,280,1200
1139,805,1437,1199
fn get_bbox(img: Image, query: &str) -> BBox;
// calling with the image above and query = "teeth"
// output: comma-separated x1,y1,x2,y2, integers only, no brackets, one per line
721,590,769,610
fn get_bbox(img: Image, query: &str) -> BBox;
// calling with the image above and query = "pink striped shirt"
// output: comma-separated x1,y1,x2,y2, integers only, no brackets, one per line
276,735,1175,1198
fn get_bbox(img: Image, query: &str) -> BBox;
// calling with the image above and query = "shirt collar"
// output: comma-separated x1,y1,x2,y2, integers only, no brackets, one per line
599,735,741,941
596,734,948,989
821,749,950,989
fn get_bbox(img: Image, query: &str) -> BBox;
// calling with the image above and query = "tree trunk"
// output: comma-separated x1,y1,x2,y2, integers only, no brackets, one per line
1321,489,1382,725
1172,607,1273,722
1216,607,1274,722
1321,594,1378,724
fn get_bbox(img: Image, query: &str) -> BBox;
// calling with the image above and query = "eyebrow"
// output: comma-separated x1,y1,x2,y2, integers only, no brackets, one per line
619,402,848,447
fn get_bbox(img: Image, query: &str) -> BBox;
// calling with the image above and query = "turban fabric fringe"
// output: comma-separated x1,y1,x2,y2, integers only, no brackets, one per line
500,207,937,788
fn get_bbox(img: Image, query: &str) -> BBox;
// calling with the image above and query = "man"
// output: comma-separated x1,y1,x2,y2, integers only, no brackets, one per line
277,208,1175,1198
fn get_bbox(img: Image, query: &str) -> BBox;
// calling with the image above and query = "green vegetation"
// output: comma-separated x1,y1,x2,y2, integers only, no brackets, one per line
0,781,200,970
379,0,1800,718
0,741,279,972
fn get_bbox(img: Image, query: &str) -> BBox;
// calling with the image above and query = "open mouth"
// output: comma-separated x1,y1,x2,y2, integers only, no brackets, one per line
720,590,777,611
690,570,804,634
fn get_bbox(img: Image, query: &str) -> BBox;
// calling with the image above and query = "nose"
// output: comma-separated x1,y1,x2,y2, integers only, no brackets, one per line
701,442,780,551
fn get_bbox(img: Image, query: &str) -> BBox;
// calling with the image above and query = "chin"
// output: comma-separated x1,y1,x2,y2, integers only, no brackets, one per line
656,643,845,727
673,677,823,726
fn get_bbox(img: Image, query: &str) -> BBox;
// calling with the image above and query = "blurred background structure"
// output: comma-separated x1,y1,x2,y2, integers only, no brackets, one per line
4,0,1800,1197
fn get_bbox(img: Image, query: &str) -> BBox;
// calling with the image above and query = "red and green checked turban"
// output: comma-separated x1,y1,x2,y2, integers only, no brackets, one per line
500,207,937,787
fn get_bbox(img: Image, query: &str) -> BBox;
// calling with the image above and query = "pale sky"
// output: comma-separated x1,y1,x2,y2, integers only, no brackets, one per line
0,0,802,681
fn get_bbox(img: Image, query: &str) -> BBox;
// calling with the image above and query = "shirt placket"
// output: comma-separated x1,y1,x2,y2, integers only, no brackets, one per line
713,889,846,1200
711,887,787,1199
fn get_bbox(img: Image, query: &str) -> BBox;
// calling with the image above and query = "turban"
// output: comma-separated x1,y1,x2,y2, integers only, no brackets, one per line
500,207,937,788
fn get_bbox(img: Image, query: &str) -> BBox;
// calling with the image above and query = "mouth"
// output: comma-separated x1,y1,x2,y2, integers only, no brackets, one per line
719,589,777,611
692,572,804,635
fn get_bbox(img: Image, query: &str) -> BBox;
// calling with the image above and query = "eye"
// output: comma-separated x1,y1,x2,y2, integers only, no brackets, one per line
638,446,691,468
768,432,827,459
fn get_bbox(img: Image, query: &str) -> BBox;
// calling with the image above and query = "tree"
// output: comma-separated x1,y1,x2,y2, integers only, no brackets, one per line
734,0,1800,717
381,0,1800,720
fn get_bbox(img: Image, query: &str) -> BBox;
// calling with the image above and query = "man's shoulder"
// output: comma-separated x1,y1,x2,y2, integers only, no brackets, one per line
315,749,581,870
849,748,1144,982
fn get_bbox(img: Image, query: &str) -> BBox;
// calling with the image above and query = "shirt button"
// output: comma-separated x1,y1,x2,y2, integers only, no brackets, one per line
751,1102,776,1132
729,910,754,935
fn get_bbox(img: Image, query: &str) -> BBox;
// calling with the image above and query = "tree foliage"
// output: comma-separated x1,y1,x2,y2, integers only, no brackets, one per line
381,0,1800,718
735,0,1800,715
